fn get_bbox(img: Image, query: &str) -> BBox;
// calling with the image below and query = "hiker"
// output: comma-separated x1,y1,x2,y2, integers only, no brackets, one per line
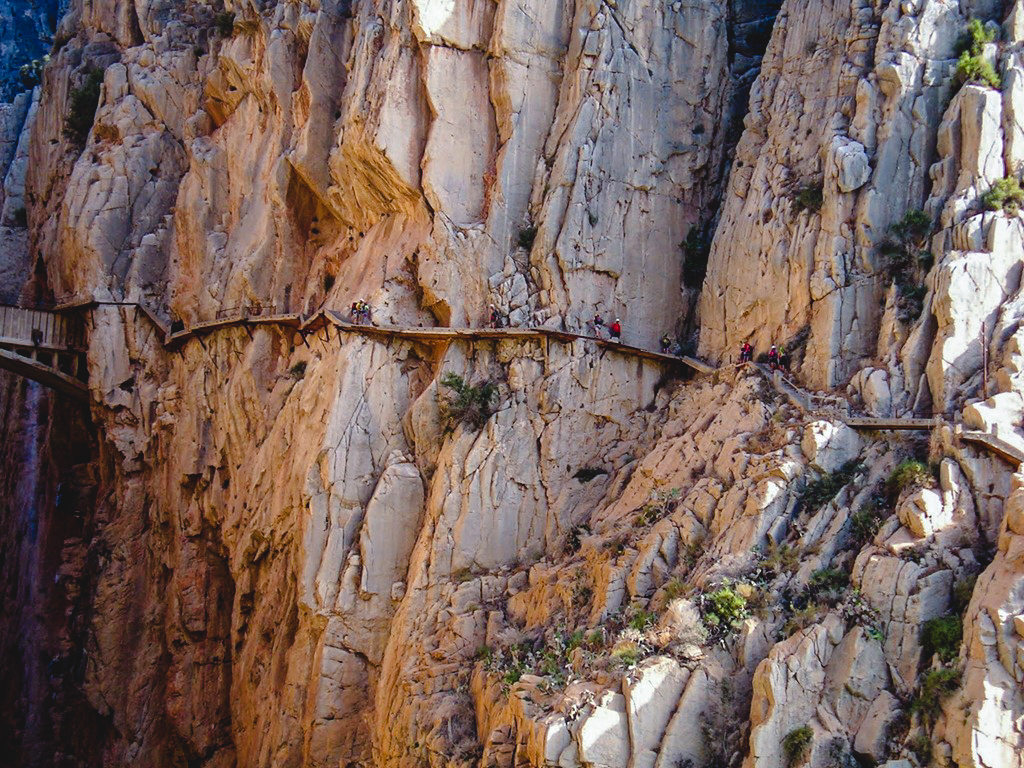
610,318,622,342
740,341,752,363
592,314,605,339
350,302,361,324
661,334,672,354
778,344,789,371
488,304,503,328
768,344,779,371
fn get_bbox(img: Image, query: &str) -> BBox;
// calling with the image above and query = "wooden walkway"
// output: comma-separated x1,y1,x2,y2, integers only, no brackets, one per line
0,305,88,401
2,298,1021,471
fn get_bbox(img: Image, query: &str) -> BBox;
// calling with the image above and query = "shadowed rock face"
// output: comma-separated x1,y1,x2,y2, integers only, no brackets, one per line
4,1,1024,767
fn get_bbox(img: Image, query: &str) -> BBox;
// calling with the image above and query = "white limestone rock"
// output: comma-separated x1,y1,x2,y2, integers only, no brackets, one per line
801,420,864,473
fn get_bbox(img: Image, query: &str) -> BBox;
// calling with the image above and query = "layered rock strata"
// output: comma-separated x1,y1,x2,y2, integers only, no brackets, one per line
3,0,1024,767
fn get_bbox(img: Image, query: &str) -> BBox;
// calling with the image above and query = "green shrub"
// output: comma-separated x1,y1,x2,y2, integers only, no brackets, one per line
953,572,978,615
627,606,657,631
440,372,497,430
289,361,307,380
954,18,1000,90
517,225,537,250
848,500,888,549
880,210,934,322
981,176,1024,214
908,733,933,765
800,459,862,514
782,725,814,767
700,582,748,636
960,18,997,56
805,567,849,606
794,183,824,214
65,67,105,145
891,209,933,244
12,207,27,229
956,50,1000,89
921,615,962,664
911,667,961,724
885,459,935,504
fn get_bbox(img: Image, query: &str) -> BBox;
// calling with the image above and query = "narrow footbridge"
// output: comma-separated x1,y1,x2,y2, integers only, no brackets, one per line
6,297,1021,471
0,299,715,404
0,305,89,401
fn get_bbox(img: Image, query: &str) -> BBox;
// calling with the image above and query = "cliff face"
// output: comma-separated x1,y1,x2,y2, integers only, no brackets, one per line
4,1,1024,768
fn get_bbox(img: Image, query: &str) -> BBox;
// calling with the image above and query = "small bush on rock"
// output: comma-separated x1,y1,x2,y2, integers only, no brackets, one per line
793,182,824,214
783,725,814,767
885,459,935,504
981,176,1024,214
699,582,748,638
517,225,537,250
65,67,105,145
848,499,888,549
800,459,862,514
921,615,962,664
911,667,961,725
440,372,497,430
955,18,1000,90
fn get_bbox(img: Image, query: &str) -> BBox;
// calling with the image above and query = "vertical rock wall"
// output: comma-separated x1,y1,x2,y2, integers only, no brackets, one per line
5,0,1024,767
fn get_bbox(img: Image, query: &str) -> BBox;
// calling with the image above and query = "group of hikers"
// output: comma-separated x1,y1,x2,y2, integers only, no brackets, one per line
591,314,622,341
350,300,373,325
739,341,788,371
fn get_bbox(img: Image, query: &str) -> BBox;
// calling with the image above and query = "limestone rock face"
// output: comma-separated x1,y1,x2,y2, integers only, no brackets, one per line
7,0,1024,768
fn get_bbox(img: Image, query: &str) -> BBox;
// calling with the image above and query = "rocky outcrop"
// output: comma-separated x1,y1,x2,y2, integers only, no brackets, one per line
6,0,1024,767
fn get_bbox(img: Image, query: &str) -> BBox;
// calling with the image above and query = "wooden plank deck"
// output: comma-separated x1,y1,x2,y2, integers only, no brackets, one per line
961,430,1024,466
846,417,940,430
0,347,88,402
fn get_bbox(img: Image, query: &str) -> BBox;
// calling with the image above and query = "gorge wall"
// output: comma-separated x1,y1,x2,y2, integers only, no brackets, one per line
2,1,1024,768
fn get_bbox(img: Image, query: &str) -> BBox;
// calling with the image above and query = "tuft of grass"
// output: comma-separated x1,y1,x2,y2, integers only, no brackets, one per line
981,176,1024,214
800,459,862,515
65,67,105,145
908,733,933,765
921,615,962,665
956,50,1000,89
439,372,497,431
782,725,814,767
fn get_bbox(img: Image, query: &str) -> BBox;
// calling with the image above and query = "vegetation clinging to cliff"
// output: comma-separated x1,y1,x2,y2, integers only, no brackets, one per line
65,67,104,145
440,373,498,430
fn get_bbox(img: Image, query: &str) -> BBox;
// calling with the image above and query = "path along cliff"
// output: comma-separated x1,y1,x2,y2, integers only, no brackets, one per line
3,1,1024,768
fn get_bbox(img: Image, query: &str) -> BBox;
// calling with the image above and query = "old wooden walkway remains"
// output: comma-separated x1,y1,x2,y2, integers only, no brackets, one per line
0,305,89,402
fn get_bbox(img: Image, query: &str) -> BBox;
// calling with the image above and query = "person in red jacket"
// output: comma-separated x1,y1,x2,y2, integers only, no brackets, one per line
610,318,622,341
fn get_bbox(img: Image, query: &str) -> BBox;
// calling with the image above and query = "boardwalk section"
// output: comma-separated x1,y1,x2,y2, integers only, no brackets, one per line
0,305,88,401
310,310,713,373
960,430,1024,466
846,417,940,431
